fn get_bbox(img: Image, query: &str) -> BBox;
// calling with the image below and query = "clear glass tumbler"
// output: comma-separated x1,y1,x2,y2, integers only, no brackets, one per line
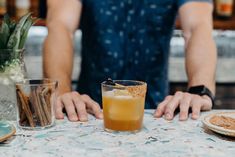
15,79,58,130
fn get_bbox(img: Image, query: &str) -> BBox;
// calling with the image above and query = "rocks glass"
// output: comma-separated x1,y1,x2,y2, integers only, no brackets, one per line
102,80,147,132
15,79,58,130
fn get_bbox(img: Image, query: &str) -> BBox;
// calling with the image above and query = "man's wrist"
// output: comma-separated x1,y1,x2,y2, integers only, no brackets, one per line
58,87,72,96
187,85,215,106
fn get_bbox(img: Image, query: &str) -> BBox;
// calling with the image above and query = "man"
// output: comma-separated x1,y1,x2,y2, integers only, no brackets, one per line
43,0,217,122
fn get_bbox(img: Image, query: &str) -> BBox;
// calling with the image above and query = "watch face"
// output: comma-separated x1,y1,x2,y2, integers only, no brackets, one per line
188,85,205,94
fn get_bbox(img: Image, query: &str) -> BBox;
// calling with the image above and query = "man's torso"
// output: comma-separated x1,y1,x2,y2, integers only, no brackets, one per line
78,0,179,108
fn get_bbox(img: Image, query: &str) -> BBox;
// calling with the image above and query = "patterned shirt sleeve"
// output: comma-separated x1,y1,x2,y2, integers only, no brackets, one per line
178,0,213,8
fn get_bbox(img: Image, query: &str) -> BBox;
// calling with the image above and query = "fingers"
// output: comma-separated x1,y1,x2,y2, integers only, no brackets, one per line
191,96,202,120
154,91,213,121
179,93,191,121
164,91,183,120
190,95,213,120
80,94,103,119
61,93,79,121
72,92,88,122
55,97,64,119
56,91,102,122
154,96,172,118
201,95,213,111
180,94,211,120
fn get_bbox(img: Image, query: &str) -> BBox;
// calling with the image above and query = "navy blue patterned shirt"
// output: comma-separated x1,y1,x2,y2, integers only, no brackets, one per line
77,0,212,109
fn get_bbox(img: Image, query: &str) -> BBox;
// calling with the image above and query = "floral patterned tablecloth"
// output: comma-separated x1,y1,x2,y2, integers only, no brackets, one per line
0,110,234,157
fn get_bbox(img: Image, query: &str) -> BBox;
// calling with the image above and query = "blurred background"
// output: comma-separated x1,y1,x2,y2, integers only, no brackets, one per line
1,0,235,109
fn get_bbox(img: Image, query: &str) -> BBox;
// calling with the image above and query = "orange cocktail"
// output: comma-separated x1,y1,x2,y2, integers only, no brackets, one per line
102,80,147,132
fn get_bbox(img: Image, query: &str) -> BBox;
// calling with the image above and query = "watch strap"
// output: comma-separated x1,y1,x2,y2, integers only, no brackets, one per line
187,85,215,106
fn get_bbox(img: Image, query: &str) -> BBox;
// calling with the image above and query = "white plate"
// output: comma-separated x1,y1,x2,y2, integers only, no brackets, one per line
0,121,16,142
202,112,235,137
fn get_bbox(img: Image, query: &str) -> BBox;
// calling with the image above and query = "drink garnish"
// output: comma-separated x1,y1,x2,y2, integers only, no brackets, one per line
104,78,116,86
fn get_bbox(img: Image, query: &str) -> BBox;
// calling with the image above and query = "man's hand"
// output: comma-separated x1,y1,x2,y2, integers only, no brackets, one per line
154,91,212,121
55,91,103,122
154,1,216,121
45,0,96,122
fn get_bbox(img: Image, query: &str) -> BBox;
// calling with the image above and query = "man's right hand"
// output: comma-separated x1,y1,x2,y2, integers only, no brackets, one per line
55,91,103,122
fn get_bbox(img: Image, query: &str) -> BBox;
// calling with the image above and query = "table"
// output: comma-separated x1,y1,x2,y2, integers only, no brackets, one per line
0,110,235,157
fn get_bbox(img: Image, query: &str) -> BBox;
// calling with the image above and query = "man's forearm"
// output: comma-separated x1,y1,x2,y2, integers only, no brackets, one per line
185,24,217,94
43,24,74,95
44,0,81,95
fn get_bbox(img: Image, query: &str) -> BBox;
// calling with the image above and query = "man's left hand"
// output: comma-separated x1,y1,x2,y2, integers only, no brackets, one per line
154,91,213,120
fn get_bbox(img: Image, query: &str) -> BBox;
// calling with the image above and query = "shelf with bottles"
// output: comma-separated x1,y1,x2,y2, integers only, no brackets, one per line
175,16,235,30
176,1,235,30
213,0,235,30
0,0,45,26
213,15,235,30
2,0,235,29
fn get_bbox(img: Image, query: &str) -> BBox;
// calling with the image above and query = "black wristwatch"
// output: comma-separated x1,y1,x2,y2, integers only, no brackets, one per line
187,85,215,106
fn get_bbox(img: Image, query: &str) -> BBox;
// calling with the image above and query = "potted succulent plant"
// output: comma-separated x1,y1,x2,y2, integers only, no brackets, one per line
0,13,36,120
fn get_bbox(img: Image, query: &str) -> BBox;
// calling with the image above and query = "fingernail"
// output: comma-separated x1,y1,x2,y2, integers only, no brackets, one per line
192,114,199,120
81,118,87,122
56,114,64,119
70,116,78,121
154,110,157,115
179,116,187,121
98,113,103,119
80,117,87,122
165,113,171,120
80,115,88,122
154,112,159,117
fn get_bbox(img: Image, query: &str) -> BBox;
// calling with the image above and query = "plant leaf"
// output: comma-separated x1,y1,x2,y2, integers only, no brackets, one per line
0,13,37,71
2,14,16,34
19,17,37,49
7,13,32,50
0,14,14,49
0,22,10,49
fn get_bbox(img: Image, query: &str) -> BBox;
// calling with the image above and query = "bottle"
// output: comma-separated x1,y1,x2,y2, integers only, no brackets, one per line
31,0,39,17
15,0,30,18
6,0,15,18
0,0,7,16
216,0,234,19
